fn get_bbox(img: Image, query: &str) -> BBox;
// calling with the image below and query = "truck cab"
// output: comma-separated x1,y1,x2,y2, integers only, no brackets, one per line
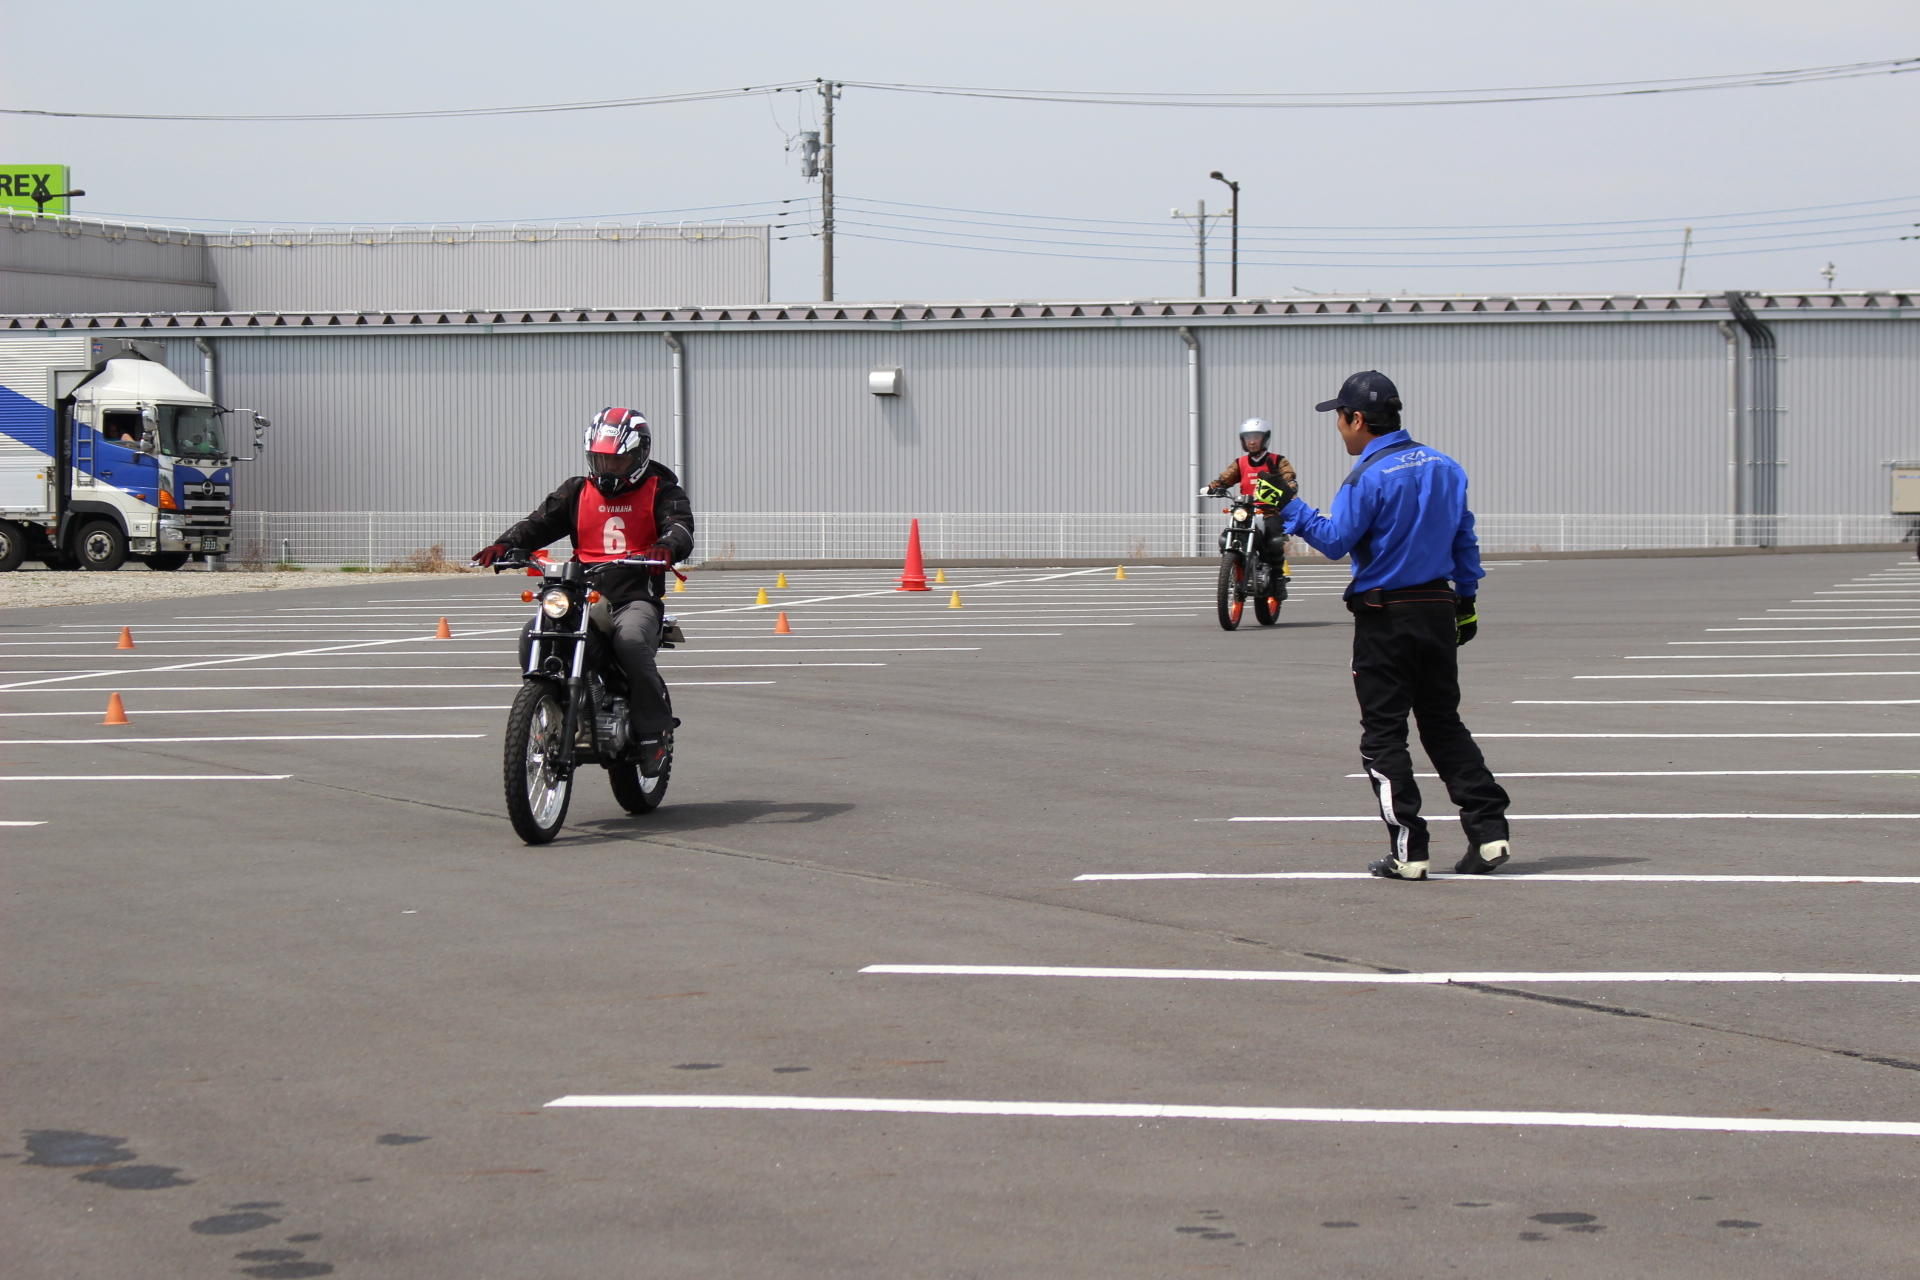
0,336,268,572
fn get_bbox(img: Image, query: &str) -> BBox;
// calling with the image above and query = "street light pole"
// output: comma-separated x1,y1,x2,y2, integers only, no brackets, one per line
1208,170,1240,296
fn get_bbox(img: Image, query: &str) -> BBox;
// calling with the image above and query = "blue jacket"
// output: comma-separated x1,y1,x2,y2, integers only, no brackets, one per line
1280,430,1484,597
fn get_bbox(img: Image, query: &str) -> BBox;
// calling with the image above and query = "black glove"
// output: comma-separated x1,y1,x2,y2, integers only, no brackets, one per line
472,543,511,568
1204,486,1225,498
1455,597,1479,647
1253,473,1296,508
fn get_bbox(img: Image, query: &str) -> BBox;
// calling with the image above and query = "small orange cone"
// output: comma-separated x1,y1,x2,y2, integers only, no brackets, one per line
116,626,136,650
435,617,453,639
102,693,130,726
773,611,793,635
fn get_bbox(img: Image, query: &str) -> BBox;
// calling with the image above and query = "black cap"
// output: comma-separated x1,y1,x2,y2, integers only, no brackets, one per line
1315,370,1399,414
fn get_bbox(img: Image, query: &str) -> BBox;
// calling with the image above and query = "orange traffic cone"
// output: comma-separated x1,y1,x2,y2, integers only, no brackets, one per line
435,617,453,639
773,611,793,635
116,626,135,650
102,693,130,726
897,518,930,592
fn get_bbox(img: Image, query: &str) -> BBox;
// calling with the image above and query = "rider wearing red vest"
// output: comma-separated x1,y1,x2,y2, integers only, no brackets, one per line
473,408,694,760
1206,418,1298,576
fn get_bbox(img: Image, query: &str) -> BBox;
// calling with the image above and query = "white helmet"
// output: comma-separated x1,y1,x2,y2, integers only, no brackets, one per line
1237,417,1272,449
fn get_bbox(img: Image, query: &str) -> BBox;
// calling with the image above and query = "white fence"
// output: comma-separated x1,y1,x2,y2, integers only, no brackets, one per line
225,511,1916,569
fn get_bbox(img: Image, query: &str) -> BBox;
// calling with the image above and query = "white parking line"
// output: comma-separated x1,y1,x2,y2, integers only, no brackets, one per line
1475,732,1920,739
861,963,1920,984
0,774,291,782
1668,637,1920,645
1343,769,1920,778
1515,699,1920,706
1707,624,1920,631
1220,812,1920,822
1,820,49,827
1622,653,1920,660
1574,671,1920,680
1,733,488,745
0,705,509,718
1074,872,1920,884
539,1094,1920,1138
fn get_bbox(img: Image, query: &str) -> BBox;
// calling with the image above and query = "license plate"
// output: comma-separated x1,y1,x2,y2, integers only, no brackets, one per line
201,537,221,552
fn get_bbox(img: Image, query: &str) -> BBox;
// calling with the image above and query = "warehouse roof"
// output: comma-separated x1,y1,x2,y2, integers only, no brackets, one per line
3,289,1913,332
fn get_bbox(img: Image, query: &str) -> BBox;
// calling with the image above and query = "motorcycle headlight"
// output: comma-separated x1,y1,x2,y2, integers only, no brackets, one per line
540,590,573,619
1231,507,1251,523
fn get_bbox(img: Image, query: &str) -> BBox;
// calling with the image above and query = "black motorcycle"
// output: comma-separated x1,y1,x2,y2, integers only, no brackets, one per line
484,552,684,844
1204,489,1286,631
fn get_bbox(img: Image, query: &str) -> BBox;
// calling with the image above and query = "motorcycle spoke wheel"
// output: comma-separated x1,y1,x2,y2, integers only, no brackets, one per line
1216,555,1246,631
503,682,573,844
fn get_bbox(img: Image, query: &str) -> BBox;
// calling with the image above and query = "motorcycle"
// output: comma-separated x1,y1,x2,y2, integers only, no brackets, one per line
484,551,685,844
1202,489,1287,631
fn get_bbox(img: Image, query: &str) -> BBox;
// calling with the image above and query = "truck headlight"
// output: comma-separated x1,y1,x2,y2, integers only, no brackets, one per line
540,590,573,619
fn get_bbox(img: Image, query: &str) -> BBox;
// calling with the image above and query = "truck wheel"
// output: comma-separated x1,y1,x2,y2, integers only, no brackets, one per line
0,521,25,573
145,553,190,572
74,520,129,572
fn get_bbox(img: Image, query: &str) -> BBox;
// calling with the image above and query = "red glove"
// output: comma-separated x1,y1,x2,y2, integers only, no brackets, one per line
472,543,511,567
644,543,676,566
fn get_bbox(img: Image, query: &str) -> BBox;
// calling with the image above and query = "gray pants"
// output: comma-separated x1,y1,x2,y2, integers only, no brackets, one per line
520,599,673,739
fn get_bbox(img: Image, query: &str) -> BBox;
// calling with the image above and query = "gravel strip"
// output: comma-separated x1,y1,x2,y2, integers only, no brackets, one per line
0,566,477,608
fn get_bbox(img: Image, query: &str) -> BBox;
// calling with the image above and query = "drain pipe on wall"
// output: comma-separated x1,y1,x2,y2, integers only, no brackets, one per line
1179,326,1200,556
661,332,686,483
193,337,218,405
1716,320,1741,518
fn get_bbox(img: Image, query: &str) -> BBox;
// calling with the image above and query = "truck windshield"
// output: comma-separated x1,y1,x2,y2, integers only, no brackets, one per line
154,405,226,459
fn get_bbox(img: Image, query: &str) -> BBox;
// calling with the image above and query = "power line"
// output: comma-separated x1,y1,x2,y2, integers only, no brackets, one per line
54,199,812,227
1,82,815,122
835,227,1904,270
840,193,1920,233
844,58,1918,109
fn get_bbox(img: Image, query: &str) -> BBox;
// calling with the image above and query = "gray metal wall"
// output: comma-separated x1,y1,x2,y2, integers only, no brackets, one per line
46,306,1920,522
1,215,215,313
205,226,770,312
1772,319,1920,515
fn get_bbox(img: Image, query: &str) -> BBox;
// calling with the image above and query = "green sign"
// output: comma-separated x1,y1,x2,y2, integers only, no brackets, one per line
0,164,73,215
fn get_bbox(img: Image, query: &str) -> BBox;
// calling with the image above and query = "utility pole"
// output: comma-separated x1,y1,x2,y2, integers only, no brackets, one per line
819,79,838,302
1171,199,1225,296
1676,226,1694,290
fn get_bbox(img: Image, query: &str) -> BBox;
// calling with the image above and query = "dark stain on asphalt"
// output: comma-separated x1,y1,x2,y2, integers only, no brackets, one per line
24,1130,133,1167
230,1201,284,1210
1565,1224,1608,1234
1717,1219,1763,1229
1199,1231,1238,1240
237,1251,306,1263
1454,1202,1492,1208
673,1063,723,1070
376,1133,429,1145
772,1066,810,1074
78,1164,193,1190
1174,1226,1211,1234
1320,1222,1360,1229
191,1210,282,1235
287,1234,323,1243
1530,1212,1598,1225
1517,1232,1549,1242
239,1264,333,1279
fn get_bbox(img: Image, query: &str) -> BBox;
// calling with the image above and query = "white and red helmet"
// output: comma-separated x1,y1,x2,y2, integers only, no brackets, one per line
584,407,651,495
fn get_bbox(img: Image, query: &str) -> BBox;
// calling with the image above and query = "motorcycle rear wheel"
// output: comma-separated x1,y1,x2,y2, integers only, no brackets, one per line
1253,568,1282,626
504,681,573,844
608,757,670,813
1215,554,1246,631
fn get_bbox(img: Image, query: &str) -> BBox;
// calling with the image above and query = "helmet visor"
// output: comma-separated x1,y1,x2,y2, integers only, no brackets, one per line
587,449,640,477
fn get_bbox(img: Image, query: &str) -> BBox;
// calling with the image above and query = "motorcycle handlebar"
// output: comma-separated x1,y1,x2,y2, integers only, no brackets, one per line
478,554,670,573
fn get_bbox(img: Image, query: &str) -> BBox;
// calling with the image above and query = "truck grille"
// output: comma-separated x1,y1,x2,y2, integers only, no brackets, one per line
181,481,231,535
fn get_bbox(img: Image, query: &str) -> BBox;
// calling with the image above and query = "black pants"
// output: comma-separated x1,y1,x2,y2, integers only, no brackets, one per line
1256,514,1290,568
1350,598,1509,859
519,599,673,739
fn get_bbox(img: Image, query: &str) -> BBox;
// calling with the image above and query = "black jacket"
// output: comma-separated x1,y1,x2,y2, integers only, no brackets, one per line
494,463,695,605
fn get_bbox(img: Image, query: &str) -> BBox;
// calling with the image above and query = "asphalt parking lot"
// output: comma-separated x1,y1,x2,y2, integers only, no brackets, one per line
4,551,1917,1278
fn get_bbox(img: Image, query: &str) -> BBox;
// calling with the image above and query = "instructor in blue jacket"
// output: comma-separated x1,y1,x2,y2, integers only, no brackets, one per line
1273,371,1512,881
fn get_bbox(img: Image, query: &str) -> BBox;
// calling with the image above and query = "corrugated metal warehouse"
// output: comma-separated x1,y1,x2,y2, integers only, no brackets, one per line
1,213,770,313
4,244,1916,561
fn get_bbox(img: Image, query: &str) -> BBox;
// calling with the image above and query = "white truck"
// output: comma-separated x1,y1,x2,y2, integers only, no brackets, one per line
0,335,268,571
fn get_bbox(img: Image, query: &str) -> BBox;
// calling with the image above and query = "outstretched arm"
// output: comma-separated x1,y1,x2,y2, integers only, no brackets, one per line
1281,483,1375,561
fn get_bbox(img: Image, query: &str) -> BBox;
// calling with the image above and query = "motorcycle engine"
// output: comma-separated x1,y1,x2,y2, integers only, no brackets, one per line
594,696,631,756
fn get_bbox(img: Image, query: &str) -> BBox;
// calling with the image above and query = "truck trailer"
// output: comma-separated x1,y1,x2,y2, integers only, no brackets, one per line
0,335,268,571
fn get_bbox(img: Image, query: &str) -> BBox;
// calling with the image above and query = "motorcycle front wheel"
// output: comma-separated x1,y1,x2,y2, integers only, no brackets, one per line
504,680,573,844
1216,554,1246,631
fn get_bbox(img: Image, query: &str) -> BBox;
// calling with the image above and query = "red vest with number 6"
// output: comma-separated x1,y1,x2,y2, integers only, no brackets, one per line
1236,453,1280,495
575,476,660,563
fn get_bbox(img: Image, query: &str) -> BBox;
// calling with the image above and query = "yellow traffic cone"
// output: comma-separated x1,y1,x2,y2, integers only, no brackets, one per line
933,568,947,585
948,590,963,609
755,587,770,606
672,576,686,593
1114,565,1128,580
775,572,789,589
